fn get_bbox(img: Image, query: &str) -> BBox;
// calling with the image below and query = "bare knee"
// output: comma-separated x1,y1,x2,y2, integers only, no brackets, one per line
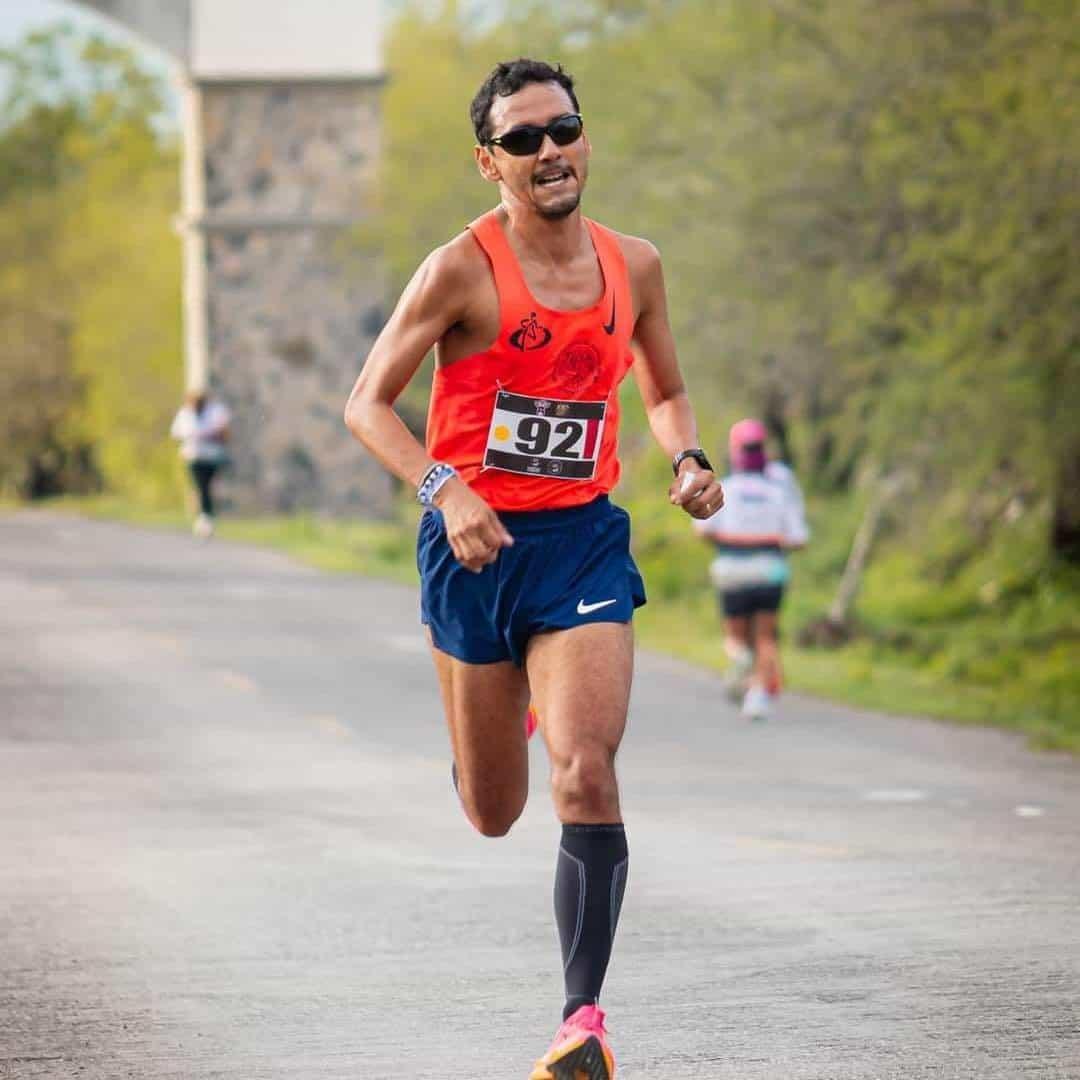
460,786,527,838
466,803,524,838
551,746,619,822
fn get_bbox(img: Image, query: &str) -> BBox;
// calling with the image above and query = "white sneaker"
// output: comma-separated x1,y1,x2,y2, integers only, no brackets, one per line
741,685,775,721
193,513,214,540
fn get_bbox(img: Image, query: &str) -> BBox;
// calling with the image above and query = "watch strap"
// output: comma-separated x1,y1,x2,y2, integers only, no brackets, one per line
672,448,713,475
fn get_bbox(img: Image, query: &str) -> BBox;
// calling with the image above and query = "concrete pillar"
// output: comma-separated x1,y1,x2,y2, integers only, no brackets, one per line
197,78,392,515
73,1,392,515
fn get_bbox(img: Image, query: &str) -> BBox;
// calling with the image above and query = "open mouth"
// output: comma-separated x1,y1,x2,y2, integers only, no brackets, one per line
535,168,573,188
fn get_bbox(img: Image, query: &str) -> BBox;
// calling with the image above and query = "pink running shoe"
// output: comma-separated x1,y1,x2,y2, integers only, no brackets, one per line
529,1004,615,1080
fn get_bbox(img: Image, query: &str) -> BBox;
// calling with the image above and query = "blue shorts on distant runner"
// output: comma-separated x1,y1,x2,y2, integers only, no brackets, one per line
418,495,646,666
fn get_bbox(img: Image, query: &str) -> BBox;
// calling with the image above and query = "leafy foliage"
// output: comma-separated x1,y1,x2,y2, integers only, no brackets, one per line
377,0,1079,565
371,0,1079,738
1,8,1075,739
0,24,183,503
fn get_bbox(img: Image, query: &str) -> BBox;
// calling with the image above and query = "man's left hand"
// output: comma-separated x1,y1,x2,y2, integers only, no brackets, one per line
669,466,724,520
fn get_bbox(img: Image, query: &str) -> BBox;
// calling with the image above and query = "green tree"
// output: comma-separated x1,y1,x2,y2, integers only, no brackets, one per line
0,24,183,503
374,0,1079,587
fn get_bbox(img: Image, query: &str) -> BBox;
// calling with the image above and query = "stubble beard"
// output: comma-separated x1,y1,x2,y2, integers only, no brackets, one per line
537,191,582,220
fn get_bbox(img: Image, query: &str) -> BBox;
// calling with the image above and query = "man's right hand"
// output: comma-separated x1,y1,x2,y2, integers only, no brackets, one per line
433,477,514,573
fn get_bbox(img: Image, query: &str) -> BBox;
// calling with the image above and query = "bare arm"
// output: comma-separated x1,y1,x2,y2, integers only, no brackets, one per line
344,245,462,486
343,242,512,571
628,240,724,519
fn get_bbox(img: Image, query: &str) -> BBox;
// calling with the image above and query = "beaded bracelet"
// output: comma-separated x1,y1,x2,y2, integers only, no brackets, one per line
416,462,458,508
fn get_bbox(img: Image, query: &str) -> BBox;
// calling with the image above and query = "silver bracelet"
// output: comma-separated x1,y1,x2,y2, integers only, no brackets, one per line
417,462,457,508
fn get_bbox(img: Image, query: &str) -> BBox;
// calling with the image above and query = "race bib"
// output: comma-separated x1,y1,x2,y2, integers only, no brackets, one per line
483,390,606,480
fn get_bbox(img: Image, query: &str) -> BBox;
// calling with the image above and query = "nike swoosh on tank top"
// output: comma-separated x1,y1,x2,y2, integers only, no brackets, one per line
426,209,635,512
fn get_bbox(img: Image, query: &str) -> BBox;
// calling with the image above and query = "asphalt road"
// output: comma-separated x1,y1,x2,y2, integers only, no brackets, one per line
1,511,1078,1080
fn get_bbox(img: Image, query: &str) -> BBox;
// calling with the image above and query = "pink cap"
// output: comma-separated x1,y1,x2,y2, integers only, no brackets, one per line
729,418,768,471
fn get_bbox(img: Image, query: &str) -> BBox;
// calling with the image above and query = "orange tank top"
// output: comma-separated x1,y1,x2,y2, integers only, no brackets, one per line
426,209,635,512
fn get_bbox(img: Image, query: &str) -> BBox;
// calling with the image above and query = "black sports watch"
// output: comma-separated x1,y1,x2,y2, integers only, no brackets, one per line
672,448,713,475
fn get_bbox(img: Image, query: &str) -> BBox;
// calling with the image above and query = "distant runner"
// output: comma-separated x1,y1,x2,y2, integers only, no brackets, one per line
344,58,722,1080
695,418,808,720
170,389,231,540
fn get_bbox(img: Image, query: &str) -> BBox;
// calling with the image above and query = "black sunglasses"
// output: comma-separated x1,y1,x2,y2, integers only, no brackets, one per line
484,113,584,157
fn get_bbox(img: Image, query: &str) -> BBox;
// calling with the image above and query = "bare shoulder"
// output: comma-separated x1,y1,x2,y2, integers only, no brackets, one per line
608,229,665,320
403,228,490,329
393,228,493,336
424,228,491,291
611,230,663,279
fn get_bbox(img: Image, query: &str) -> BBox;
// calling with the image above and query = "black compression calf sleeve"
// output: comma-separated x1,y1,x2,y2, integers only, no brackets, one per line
554,823,629,1020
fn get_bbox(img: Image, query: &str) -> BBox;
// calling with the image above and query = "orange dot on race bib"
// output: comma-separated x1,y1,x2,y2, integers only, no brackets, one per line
494,425,511,441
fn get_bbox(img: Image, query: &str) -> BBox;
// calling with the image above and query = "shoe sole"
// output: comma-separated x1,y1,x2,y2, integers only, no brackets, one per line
542,1035,612,1080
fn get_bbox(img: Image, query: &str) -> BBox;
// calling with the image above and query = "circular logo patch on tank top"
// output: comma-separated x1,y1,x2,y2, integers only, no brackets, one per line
554,341,601,394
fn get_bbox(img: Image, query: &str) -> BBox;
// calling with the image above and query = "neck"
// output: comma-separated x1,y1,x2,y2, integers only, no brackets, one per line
498,199,587,265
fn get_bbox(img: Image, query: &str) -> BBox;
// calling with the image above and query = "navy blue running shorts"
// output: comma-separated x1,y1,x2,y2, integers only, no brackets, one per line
720,584,784,618
418,495,647,666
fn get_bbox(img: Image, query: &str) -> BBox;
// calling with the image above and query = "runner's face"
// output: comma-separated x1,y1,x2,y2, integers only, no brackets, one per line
476,82,589,219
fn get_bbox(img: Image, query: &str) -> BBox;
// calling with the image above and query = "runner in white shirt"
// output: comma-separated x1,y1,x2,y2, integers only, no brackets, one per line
170,390,231,539
765,459,805,520
694,418,809,720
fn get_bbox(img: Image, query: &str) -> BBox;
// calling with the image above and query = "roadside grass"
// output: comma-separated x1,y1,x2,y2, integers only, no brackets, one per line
38,494,422,584
626,488,1080,753
26,492,1080,754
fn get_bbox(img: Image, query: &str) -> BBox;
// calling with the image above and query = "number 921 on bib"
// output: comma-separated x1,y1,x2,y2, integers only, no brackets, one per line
483,390,607,481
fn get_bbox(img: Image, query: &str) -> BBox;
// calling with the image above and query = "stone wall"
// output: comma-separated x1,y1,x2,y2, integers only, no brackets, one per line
200,80,393,515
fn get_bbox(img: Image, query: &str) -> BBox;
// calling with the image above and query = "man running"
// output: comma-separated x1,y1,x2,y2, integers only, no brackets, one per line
344,58,723,1079
695,418,809,720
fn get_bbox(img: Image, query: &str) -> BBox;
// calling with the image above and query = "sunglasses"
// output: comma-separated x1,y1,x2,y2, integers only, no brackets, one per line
484,113,584,157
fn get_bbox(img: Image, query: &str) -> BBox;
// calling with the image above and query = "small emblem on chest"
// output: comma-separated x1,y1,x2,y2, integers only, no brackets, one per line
554,342,602,394
509,311,552,351
603,296,616,335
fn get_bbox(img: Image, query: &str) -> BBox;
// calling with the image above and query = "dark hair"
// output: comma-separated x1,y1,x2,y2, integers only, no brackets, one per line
470,58,580,144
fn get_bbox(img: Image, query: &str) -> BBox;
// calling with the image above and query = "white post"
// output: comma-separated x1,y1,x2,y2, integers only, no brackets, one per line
178,75,209,392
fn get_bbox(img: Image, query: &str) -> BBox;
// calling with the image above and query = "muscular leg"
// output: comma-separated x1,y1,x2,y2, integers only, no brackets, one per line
526,621,633,1019
724,613,752,661
428,635,531,837
526,621,632,823
750,609,782,694
722,612,754,700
